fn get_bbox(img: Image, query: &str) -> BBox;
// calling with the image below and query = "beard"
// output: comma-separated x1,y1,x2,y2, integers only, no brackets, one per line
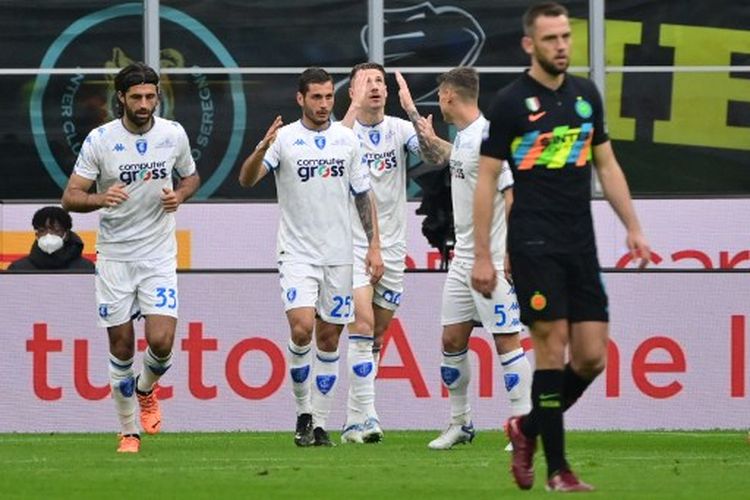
538,54,569,76
125,106,154,127
303,107,330,127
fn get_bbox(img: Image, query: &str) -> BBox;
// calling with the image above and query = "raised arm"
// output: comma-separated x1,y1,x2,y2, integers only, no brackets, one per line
340,71,366,129
62,173,128,213
239,115,283,188
354,190,384,284
395,71,452,165
471,155,504,297
593,141,651,268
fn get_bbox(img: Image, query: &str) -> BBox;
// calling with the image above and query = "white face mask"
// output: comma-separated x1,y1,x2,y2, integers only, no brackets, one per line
38,234,64,254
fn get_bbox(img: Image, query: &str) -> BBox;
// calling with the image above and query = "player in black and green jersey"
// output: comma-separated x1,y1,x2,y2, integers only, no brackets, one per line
472,2,651,493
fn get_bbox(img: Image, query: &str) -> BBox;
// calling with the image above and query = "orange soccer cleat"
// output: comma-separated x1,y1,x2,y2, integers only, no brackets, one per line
117,434,141,453
137,388,162,435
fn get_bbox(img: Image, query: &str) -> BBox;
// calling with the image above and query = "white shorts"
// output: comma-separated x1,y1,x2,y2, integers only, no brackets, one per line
440,259,521,334
95,255,178,328
353,245,405,311
279,261,354,325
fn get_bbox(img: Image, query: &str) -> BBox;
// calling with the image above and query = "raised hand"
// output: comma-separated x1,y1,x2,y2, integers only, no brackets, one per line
395,71,417,114
257,115,284,152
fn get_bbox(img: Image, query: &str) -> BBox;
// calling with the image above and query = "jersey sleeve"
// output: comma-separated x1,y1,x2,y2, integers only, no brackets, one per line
480,92,513,161
498,160,514,192
263,131,281,171
587,80,610,146
73,130,101,180
349,139,371,194
400,118,420,154
173,123,197,178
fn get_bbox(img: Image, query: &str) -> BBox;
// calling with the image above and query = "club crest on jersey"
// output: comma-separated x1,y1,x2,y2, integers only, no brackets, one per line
368,129,381,145
314,136,326,150
136,138,148,155
525,96,540,112
575,97,593,119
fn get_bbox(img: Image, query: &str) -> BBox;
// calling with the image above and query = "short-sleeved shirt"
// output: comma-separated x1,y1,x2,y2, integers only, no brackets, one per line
481,71,608,255
74,117,196,261
350,116,419,250
263,119,369,265
450,114,513,264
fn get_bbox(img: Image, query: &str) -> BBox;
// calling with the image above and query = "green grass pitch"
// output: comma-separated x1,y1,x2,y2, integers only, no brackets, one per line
0,430,747,499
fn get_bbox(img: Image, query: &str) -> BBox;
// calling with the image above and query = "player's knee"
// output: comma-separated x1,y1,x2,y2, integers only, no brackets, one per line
109,339,134,360
149,338,174,358
574,355,606,379
350,317,374,336
290,322,314,346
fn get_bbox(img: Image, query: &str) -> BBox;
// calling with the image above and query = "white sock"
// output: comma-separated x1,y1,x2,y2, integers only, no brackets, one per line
441,349,471,425
311,349,340,429
137,347,172,393
499,347,532,416
109,353,138,435
287,339,313,416
346,335,376,426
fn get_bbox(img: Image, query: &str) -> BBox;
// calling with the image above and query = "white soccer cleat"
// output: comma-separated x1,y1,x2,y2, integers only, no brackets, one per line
427,422,476,450
362,417,384,443
504,441,514,452
341,424,364,444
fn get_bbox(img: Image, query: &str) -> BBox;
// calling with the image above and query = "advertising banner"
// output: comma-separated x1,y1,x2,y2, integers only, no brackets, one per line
2,199,749,270
0,272,747,432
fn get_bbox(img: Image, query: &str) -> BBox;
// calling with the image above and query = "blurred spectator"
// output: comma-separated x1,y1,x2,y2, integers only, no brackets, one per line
7,206,94,271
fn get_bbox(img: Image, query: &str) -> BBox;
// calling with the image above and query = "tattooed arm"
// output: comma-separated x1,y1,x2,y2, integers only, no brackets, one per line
354,190,384,284
395,71,453,165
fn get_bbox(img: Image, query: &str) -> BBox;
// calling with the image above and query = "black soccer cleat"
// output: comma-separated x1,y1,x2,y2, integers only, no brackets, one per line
313,427,335,447
294,413,314,447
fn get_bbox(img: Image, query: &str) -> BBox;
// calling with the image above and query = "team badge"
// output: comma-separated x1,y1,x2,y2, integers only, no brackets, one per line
525,96,540,112
368,129,381,145
98,304,109,318
136,138,148,155
530,292,547,311
575,97,593,119
286,287,297,302
314,135,326,150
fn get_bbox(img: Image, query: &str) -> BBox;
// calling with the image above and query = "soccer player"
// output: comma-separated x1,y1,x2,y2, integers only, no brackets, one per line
474,3,651,491
238,67,384,447
62,62,200,453
337,63,439,444
408,67,532,450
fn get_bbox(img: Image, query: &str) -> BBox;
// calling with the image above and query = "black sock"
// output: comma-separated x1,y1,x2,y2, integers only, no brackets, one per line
562,363,594,412
527,369,566,478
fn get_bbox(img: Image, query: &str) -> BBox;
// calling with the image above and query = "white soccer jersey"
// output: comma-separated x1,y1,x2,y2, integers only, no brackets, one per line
450,115,513,264
351,116,419,250
74,117,196,261
264,120,369,265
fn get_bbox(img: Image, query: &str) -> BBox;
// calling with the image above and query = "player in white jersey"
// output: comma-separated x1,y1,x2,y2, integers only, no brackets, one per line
238,67,384,447
337,62,444,443
412,67,532,450
61,63,200,453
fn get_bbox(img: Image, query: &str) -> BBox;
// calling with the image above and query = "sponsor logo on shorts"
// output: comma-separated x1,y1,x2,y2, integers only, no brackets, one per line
530,291,547,311
382,289,402,306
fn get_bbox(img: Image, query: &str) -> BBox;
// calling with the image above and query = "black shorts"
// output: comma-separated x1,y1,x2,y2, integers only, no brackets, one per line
510,252,609,326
